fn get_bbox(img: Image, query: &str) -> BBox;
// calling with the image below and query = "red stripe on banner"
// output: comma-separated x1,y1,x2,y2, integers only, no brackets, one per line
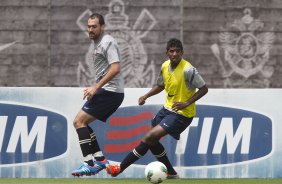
110,112,153,126
107,125,150,140
104,139,142,153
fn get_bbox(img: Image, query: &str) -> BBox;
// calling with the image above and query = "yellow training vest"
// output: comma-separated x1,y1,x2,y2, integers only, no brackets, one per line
162,59,196,118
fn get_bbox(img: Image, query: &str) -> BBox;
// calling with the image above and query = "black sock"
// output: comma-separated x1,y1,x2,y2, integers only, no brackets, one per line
94,156,105,161
87,126,105,161
150,142,177,175
76,127,93,157
87,126,101,153
120,141,150,173
85,160,94,166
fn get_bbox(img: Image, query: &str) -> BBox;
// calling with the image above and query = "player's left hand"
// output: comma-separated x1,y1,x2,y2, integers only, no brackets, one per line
172,102,188,111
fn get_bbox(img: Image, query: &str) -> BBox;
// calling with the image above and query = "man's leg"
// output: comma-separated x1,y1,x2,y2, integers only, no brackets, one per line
107,125,166,176
150,142,179,178
71,110,108,176
148,110,192,179
87,126,106,162
106,141,150,177
76,126,93,162
121,141,150,173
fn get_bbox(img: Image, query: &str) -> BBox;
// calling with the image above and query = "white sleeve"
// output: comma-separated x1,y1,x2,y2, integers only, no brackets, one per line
156,67,164,87
184,66,206,89
106,41,121,64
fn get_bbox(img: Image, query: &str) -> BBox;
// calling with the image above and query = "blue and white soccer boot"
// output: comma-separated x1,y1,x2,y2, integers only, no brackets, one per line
71,159,109,177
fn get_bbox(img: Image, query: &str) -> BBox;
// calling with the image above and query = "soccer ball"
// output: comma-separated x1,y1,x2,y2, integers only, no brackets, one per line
145,161,167,184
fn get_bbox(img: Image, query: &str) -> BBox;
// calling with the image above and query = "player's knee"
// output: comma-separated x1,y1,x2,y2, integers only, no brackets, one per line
73,118,83,129
143,131,158,145
73,120,78,129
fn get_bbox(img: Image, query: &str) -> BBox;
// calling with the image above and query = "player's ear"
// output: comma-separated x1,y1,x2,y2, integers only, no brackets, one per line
101,24,105,32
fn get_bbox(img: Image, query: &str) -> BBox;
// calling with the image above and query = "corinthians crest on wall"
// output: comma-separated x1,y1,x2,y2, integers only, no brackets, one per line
211,8,275,87
76,0,157,87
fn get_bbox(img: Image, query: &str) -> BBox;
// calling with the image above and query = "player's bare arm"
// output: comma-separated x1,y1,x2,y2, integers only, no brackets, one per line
138,85,164,105
172,85,208,111
83,62,121,100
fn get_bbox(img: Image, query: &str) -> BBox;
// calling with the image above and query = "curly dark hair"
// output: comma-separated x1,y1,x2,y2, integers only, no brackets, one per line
166,38,183,51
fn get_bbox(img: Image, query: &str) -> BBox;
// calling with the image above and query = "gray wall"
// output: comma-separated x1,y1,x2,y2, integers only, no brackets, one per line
0,0,281,88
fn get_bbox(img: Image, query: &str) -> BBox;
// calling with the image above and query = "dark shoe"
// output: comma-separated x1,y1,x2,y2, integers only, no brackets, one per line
167,174,180,179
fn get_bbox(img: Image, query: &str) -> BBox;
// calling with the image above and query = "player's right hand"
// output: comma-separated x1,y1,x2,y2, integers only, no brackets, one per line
83,86,97,100
138,96,146,105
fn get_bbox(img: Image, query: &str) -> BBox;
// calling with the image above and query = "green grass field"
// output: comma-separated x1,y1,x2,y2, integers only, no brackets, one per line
1,178,282,184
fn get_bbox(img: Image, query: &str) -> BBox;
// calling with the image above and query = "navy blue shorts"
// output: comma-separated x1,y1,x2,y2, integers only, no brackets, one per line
82,88,124,122
151,107,193,140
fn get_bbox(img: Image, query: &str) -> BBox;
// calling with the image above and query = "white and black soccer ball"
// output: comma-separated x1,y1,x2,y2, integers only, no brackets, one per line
145,161,167,184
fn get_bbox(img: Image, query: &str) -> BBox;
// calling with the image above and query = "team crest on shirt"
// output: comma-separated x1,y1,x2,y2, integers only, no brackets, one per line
76,0,157,87
211,8,275,87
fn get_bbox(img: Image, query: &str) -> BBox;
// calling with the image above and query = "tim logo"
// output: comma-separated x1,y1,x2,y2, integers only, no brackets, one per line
0,103,68,165
102,105,272,167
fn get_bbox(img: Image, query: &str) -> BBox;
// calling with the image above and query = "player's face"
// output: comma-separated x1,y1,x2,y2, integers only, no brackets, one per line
166,47,183,66
87,18,104,41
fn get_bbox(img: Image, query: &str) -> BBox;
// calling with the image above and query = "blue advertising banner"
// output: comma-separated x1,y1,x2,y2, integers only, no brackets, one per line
92,105,272,167
0,88,281,178
0,103,68,165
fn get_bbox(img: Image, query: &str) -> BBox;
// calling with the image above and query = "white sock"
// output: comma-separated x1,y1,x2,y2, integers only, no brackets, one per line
84,154,93,161
93,151,104,158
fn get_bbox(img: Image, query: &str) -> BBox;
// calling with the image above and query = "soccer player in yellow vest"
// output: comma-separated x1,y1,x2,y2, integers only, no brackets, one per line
107,38,208,178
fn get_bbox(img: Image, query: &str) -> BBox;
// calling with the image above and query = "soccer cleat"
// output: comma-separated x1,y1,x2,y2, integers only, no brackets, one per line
71,159,109,177
167,173,180,179
106,164,121,177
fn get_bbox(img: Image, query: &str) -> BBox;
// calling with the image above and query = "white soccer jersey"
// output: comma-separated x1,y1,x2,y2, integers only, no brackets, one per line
93,33,124,93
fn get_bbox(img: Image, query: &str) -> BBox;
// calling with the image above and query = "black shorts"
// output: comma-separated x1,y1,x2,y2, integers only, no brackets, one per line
151,107,193,140
82,88,124,122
